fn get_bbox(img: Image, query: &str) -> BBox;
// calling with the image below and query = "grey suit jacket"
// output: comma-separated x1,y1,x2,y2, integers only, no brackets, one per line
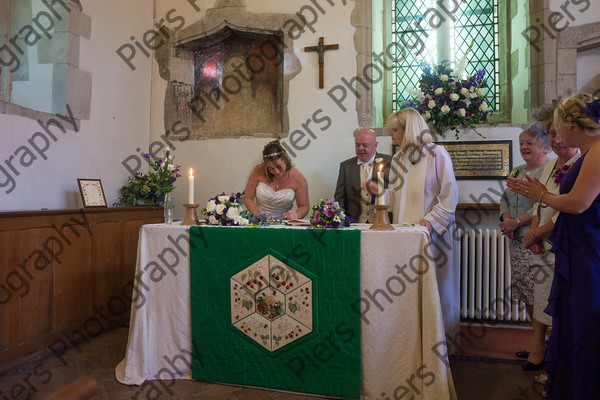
334,152,392,220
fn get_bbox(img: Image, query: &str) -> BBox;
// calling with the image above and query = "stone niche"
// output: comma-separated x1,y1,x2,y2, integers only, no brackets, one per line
156,0,304,140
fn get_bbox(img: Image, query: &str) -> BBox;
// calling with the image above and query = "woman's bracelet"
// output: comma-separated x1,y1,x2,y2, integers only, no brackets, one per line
539,190,548,203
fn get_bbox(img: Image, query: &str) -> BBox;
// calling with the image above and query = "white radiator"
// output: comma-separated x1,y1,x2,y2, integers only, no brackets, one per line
458,228,528,322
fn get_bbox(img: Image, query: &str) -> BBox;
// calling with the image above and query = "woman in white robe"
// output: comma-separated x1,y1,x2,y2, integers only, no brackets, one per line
372,108,460,347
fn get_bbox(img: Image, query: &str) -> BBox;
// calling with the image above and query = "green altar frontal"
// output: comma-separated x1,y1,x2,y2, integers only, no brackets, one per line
190,226,361,399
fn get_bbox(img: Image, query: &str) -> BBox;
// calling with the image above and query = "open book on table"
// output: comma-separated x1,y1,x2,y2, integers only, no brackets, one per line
284,219,312,226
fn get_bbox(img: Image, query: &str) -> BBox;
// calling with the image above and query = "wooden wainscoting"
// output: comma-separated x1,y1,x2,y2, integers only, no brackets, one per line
0,207,163,367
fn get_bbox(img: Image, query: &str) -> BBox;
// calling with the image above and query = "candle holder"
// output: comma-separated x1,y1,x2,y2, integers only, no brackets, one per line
369,204,394,230
181,203,200,226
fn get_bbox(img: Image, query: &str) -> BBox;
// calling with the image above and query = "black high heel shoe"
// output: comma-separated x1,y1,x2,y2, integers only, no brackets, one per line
522,360,545,370
515,350,530,359
522,347,547,371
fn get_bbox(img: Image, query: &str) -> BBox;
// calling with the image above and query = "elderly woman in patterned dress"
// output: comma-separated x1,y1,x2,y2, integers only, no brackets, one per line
499,124,549,369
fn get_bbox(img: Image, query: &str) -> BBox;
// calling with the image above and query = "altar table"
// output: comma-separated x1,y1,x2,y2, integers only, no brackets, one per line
115,224,457,400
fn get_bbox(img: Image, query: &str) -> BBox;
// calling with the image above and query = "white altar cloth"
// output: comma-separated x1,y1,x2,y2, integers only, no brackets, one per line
115,224,456,400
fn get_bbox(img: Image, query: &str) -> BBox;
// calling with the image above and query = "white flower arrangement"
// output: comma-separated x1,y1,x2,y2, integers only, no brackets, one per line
403,53,491,139
202,191,271,226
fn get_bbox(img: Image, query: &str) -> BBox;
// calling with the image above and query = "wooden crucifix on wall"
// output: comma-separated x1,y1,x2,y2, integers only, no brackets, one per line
304,37,339,88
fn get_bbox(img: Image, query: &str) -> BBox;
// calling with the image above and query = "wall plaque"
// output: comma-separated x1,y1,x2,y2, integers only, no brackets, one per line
438,140,512,180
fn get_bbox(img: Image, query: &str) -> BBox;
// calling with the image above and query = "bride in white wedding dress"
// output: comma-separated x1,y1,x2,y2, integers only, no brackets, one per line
244,140,309,220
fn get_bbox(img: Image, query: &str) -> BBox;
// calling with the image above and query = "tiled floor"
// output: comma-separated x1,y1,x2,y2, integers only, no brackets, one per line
0,325,546,399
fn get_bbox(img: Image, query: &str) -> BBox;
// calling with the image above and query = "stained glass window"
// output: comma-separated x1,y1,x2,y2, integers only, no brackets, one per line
392,0,499,111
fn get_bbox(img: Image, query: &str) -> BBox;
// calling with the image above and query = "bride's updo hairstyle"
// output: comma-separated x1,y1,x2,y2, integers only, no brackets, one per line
262,140,293,180
554,93,600,135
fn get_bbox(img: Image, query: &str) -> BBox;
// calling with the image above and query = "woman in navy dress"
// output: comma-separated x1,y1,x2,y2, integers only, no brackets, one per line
508,93,600,399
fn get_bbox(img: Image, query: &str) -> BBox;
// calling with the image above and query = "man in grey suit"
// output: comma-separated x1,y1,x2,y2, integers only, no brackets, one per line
334,128,392,223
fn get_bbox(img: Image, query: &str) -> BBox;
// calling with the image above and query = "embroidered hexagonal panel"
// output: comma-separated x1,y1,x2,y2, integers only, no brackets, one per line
231,255,313,352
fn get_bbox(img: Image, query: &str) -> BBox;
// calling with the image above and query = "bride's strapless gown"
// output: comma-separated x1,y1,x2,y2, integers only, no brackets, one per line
255,182,295,220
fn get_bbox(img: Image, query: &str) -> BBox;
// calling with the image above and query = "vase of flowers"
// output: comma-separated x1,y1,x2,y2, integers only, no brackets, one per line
404,55,490,139
309,199,352,228
114,149,181,219
203,191,271,226
163,192,174,224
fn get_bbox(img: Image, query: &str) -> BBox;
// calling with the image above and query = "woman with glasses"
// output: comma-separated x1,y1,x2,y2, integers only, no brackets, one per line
244,140,309,220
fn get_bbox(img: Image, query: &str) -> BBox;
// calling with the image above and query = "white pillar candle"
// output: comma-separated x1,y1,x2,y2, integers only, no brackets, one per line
377,164,385,205
188,168,194,204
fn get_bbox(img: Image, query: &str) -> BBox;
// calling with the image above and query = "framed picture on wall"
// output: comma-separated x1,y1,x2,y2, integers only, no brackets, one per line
77,178,107,208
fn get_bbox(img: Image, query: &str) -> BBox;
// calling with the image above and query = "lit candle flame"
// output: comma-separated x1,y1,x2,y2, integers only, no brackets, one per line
189,168,193,176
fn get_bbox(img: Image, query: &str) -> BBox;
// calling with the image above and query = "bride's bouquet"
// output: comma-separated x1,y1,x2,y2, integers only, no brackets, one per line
309,199,352,228
203,191,270,226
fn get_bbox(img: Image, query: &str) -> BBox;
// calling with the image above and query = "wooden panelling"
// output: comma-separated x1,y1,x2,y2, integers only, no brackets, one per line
0,207,162,365
0,231,9,352
18,228,55,344
456,203,501,210
92,222,123,312
57,217,93,328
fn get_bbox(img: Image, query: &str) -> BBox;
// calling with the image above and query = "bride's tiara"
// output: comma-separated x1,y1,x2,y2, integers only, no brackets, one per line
263,151,283,158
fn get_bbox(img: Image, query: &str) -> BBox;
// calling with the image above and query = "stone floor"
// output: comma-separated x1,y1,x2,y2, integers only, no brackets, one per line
0,326,546,400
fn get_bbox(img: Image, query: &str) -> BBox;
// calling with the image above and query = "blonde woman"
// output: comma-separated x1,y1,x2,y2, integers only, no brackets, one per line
508,94,600,399
522,103,579,383
370,108,459,343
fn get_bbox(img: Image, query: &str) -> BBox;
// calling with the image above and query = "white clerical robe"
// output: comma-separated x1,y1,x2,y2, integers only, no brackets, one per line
388,143,460,349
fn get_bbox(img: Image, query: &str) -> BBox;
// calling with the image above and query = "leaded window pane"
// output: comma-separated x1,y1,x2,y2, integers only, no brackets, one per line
392,0,499,111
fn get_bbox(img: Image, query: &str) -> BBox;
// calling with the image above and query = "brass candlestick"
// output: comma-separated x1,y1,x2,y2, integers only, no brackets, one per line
369,204,394,230
182,203,200,226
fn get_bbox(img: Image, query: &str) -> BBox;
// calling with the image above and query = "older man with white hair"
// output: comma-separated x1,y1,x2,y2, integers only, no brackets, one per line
334,128,392,223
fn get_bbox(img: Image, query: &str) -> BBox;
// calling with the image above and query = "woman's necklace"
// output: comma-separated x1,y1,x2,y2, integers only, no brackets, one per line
272,172,290,190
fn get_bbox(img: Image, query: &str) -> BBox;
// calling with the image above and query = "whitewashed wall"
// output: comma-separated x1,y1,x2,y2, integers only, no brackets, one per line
0,0,153,211
577,47,600,95
150,0,358,219
549,0,600,26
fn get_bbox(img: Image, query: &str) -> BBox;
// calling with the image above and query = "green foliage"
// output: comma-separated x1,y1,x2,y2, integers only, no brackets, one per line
114,149,181,206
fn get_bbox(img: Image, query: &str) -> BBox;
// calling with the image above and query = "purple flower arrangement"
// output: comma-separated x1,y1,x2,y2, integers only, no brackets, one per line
404,59,490,139
142,149,181,201
309,199,352,229
115,148,181,206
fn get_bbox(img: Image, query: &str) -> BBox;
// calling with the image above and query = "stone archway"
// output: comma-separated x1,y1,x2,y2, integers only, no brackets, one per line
155,0,304,140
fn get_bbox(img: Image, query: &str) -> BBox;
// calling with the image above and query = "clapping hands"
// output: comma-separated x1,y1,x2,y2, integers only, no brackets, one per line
506,174,548,201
